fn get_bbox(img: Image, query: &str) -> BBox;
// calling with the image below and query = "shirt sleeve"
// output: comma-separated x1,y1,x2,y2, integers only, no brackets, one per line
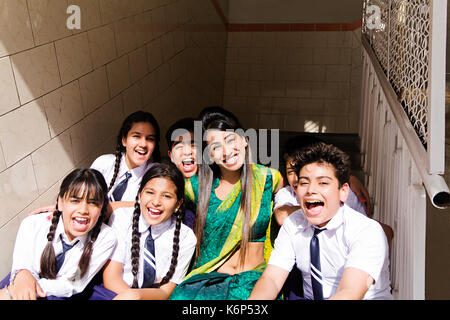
170,228,197,284
273,186,298,209
11,217,41,281
37,225,117,297
108,211,128,264
267,216,297,272
344,220,388,283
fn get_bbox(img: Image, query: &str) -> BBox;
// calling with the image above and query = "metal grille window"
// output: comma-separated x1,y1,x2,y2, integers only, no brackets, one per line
363,0,431,147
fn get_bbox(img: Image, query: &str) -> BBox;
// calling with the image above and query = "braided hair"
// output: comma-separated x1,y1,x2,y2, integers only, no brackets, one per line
39,169,109,279
108,111,161,192
130,162,185,288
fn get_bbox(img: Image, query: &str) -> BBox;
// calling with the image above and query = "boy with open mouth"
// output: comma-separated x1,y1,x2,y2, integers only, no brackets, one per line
249,142,392,300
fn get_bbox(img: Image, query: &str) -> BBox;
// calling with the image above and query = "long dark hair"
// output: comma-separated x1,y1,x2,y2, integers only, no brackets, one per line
130,162,185,288
196,107,252,268
109,111,161,192
39,169,109,279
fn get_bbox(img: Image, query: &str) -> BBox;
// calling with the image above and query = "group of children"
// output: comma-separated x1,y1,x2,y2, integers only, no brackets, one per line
0,108,393,300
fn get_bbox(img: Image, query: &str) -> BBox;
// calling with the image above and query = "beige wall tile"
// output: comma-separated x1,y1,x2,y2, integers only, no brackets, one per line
135,11,153,47
123,82,144,116
0,0,34,57
0,211,22,277
0,142,6,172
79,66,110,115
87,24,117,69
55,32,93,85
142,71,158,106
161,32,175,62
146,38,163,72
271,97,299,114
258,114,284,130
276,32,302,48
250,65,274,81
114,16,138,57
173,29,186,54
155,63,172,94
225,63,250,80
70,0,102,32
0,99,50,167
31,131,74,194
11,43,61,104
227,33,252,48
27,0,72,46
151,6,166,39
0,156,39,226
0,57,20,116
42,81,84,137
106,55,130,97
251,32,276,48
261,81,286,97
275,65,299,81
169,53,185,82
129,46,148,84
236,80,260,97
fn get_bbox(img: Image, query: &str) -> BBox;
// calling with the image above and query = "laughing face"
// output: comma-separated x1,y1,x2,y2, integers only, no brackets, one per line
296,162,349,228
58,188,103,242
122,122,156,170
205,130,248,173
139,177,182,226
168,131,198,178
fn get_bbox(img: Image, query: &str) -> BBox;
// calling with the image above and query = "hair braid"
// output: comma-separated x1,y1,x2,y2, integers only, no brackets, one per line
154,209,183,287
108,147,123,192
130,198,141,288
77,216,103,279
39,208,62,279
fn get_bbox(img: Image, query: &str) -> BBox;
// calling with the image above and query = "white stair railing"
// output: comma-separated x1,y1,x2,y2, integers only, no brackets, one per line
360,0,449,299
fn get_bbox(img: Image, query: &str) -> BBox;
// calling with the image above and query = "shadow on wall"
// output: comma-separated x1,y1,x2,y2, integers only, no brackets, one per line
0,0,228,277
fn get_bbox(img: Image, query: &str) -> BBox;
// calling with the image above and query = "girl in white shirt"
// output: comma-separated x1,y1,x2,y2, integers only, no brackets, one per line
99,162,197,300
91,110,161,203
30,111,161,217
0,169,117,300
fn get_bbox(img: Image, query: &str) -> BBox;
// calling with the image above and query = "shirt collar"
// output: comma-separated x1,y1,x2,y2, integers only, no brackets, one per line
119,153,153,181
138,214,174,240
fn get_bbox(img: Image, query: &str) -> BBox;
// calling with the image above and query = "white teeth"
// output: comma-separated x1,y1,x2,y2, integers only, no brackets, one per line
74,217,89,224
182,159,195,165
148,208,161,214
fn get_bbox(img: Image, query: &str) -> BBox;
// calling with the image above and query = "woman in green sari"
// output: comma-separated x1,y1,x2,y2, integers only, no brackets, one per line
169,108,283,300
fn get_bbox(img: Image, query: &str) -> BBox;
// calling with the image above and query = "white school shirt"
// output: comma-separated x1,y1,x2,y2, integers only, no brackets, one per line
269,204,392,300
274,185,367,216
109,207,197,287
90,153,154,201
10,212,117,298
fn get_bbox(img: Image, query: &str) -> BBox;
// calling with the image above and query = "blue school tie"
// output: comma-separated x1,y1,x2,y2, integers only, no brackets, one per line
310,227,326,300
112,172,132,201
141,228,156,288
55,235,79,273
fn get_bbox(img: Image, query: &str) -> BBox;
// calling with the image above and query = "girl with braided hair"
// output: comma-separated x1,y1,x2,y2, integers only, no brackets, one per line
91,110,161,203
99,162,196,300
0,169,117,300
29,111,161,217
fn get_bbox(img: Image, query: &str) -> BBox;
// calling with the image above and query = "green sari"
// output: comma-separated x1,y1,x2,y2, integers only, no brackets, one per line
169,164,281,300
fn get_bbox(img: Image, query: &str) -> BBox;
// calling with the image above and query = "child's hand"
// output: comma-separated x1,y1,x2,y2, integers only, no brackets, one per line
28,204,56,216
113,288,141,300
10,270,46,300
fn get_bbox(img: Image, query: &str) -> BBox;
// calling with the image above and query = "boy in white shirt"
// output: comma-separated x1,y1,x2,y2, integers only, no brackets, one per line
249,142,392,300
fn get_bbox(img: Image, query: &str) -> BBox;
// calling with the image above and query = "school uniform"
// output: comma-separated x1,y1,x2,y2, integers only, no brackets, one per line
90,153,154,201
269,204,393,300
6,212,117,298
108,207,197,288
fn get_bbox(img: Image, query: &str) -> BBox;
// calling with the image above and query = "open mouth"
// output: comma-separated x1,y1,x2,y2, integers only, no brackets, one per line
72,216,90,232
135,149,148,157
181,158,196,172
223,153,239,166
304,200,325,216
147,207,162,219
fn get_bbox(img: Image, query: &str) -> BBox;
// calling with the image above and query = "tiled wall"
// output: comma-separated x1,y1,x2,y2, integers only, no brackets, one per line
223,27,363,133
0,0,227,277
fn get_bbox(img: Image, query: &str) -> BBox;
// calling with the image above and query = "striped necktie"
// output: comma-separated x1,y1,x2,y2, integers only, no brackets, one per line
55,235,79,273
310,227,326,300
112,172,131,201
142,227,156,288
